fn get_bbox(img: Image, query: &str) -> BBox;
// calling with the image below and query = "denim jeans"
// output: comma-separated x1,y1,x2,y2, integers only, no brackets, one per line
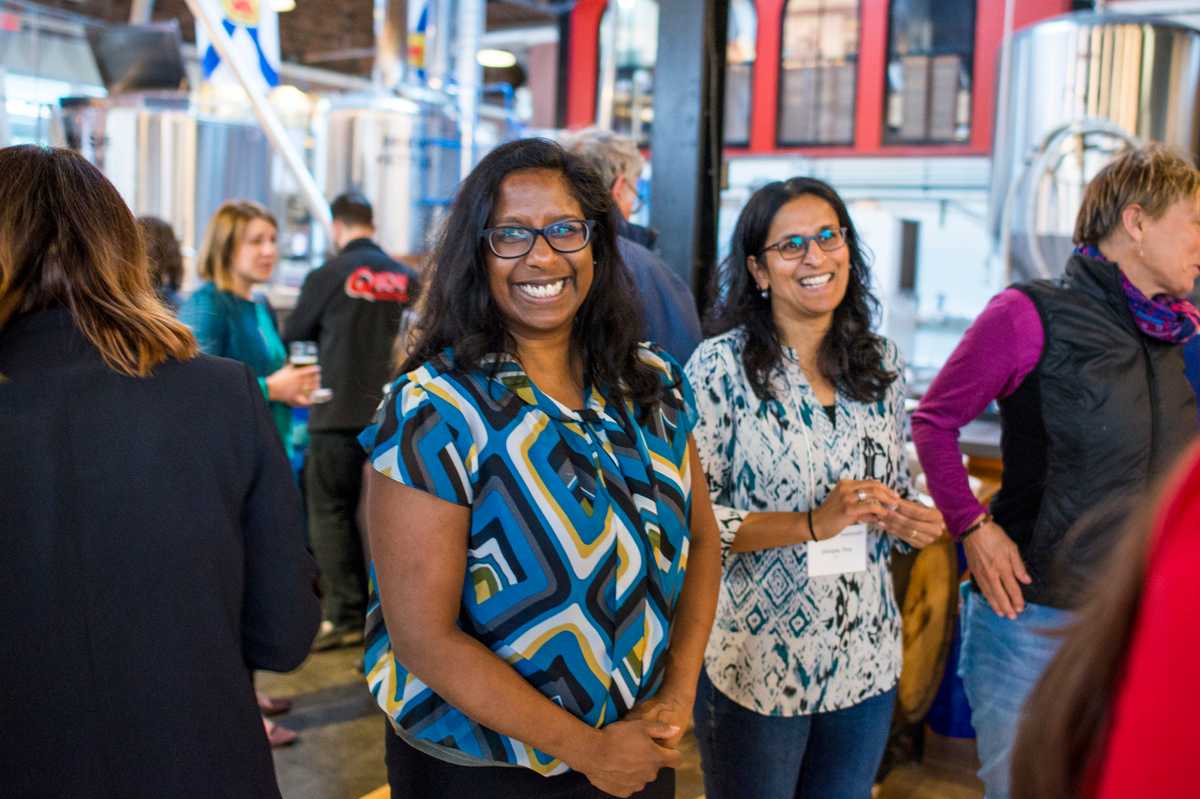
958,586,1073,799
694,668,896,799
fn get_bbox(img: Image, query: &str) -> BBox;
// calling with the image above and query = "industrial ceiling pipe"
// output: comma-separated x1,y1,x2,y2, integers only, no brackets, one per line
373,0,408,92
455,0,486,177
129,0,154,24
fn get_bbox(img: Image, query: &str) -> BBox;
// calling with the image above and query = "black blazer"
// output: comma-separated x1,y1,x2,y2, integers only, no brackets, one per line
0,308,320,799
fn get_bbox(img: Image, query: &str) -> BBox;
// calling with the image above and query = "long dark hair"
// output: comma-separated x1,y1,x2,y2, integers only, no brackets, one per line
399,138,664,412
705,177,895,402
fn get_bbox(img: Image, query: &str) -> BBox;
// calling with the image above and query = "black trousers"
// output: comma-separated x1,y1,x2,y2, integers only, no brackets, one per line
384,722,675,799
305,430,369,629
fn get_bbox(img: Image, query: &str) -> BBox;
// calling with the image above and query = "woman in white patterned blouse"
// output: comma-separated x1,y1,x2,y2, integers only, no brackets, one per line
686,178,945,799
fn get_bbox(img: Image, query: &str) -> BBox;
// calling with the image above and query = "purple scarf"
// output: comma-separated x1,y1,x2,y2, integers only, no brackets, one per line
1075,244,1200,344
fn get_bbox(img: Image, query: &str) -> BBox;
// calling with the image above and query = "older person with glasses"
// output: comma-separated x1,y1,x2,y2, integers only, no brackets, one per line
913,144,1200,799
359,138,722,799
686,177,943,799
563,127,703,364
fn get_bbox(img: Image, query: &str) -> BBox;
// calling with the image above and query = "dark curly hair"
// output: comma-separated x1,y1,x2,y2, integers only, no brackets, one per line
138,215,183,293
399,137,665,414
705,177,896,403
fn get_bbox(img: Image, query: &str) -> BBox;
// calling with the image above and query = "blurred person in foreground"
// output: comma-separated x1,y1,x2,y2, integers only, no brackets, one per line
563,127,702,364
687,177,944,799
284,192,420,652
139,215,184,310
912,144,1200,799
1012,442,1200,799
359,138,722,798
0,145,319,798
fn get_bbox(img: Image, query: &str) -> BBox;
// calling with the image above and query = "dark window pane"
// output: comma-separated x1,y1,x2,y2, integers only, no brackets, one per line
597,0,659,146
778,0,860,146
884,0,976,144
724,0,757,146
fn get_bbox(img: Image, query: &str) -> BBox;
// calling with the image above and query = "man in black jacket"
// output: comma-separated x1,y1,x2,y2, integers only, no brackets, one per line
284,193,419,650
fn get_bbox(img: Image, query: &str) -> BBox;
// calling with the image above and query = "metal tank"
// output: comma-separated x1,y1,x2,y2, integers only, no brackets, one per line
313,95,460,258
312,0,476,259
990,12,1200,280
59,101,277,284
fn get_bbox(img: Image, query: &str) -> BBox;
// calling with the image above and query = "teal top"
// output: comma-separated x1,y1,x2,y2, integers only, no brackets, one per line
179,282,293,455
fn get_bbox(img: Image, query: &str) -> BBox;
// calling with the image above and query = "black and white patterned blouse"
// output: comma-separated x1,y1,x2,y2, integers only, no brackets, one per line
685,327,914,716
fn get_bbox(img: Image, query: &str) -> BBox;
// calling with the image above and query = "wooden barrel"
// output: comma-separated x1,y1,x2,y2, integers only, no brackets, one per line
890,451,1001,725
892,536,959,724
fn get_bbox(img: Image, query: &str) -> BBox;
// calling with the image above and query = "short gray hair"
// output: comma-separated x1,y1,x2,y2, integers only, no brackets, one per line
561,127,645,189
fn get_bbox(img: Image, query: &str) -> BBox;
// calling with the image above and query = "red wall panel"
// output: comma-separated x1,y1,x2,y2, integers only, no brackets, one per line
566,0,607,129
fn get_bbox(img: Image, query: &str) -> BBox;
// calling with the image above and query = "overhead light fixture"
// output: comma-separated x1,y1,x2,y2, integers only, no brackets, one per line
270,0,296,12
476,48,517,69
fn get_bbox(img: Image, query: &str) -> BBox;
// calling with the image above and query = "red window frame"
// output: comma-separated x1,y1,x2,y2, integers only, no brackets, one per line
565,0,1072,158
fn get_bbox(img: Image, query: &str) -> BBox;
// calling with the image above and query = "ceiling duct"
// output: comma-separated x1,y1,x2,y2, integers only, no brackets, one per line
373,0,408,92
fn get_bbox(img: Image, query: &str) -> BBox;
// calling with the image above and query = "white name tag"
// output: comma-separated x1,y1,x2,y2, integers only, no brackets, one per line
807,524,868,578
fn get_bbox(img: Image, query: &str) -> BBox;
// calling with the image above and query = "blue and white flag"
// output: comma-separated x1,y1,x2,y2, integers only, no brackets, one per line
194,0,280,92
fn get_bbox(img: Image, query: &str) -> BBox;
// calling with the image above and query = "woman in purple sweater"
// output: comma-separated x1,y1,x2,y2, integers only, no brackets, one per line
912,145,1200,799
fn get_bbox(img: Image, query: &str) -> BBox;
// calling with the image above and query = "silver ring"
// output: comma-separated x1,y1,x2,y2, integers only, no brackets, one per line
856,489,867,503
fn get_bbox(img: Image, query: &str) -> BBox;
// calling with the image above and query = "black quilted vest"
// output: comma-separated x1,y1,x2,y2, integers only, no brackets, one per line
990,254,1197,608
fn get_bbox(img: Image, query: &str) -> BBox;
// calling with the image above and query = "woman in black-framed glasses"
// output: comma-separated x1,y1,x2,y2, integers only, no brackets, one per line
482,218,597,259
359,138,722,799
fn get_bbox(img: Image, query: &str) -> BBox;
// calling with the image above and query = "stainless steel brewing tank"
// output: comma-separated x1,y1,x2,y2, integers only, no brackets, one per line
989,13,1200,280
314,96,460,258
63,103,275,286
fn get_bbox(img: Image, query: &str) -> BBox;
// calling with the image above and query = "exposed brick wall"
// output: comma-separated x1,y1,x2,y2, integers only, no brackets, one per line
275,2,375,76
33,0,375,75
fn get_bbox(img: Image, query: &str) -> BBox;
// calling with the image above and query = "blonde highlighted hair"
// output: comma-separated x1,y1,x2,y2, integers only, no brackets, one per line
0,145,196,377
198,200,278,293
1074,144,1200,246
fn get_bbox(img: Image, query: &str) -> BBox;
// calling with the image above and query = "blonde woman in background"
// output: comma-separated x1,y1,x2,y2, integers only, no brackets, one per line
180,201,320,459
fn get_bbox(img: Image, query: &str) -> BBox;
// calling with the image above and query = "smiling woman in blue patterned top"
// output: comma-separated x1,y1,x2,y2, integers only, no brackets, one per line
358,138,722,799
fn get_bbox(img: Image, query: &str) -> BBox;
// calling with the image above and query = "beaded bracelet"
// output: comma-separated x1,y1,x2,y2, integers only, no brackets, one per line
806,509,817,542
958,513,993,541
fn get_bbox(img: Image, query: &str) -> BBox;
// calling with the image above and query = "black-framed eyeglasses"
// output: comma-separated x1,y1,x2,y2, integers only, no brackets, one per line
759,227,848,261
481,219,595,259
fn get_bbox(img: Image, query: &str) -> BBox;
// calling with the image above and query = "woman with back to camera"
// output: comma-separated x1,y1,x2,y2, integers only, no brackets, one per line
686,177,944,799
0,145,319,798
912,145,1200,799
358,137,722,798
180,200,320,460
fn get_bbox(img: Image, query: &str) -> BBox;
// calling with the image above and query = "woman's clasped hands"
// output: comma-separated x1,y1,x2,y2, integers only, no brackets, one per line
565,713,682,798
811,479,944,549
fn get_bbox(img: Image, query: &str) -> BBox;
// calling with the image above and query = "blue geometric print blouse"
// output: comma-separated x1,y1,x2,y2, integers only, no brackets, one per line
358,345,698,774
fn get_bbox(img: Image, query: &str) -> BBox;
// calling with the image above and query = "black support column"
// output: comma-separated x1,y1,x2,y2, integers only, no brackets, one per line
649,0,729,311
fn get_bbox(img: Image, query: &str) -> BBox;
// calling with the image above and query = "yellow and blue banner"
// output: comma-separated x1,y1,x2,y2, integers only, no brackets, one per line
195,0,280,91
